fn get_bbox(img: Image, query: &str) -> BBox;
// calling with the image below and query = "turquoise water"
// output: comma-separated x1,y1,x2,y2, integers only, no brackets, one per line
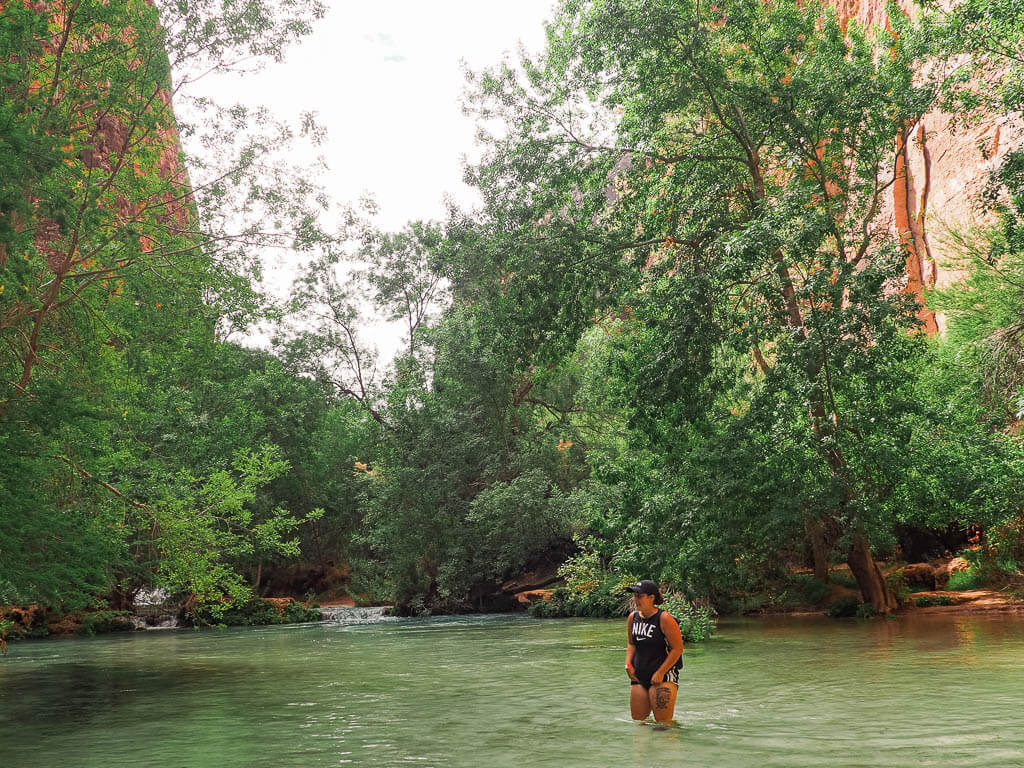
1,612,1023,767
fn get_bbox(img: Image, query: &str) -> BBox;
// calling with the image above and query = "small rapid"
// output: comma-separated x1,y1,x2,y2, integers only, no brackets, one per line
318,605,393,624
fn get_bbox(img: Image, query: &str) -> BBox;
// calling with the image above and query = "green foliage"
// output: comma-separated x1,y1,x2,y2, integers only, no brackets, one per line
187,598,321,627
826,597,864,618
151,445,323,609
459,0,965,613
829,571,860,590
915,595,954,607
885,570,912,604
528,552,634,618
527,560,717,642
782,574,833,607
76,611,134,637
284,601,322,624
946,568,987,591
527,581,632,618
0,0,336,613
7,0,1024,624
922,0,1024,119
660,594,717,643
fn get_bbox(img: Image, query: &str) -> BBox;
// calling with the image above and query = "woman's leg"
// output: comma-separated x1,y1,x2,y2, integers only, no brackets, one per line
630,684,652,720
648,682,678,723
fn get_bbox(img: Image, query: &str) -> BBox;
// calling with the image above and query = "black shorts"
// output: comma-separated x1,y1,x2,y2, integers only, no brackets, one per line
630,666,679,690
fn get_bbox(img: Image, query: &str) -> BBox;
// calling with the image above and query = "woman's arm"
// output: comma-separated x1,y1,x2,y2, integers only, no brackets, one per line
625,612,639,682
650,611,684,683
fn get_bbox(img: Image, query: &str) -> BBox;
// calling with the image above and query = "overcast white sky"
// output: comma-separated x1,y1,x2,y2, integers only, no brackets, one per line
179,2,554,355
192,1,554,231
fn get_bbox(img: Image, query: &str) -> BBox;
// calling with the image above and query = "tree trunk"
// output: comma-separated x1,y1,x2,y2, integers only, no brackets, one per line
806,519,830,583
846,532,898,614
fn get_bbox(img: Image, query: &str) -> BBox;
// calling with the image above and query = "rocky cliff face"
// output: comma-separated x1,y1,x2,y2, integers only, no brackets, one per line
3,0,193,394
831,0,1022,333
11,0,190,251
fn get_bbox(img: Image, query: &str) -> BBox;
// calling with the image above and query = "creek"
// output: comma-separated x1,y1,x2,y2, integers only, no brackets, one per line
1,612,1022,767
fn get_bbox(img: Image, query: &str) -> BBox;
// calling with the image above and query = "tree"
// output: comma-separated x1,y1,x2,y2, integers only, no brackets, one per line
464,0,948,611
0,0,330,610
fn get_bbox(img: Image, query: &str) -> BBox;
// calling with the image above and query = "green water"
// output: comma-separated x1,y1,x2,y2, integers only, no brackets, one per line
2,612,1023,767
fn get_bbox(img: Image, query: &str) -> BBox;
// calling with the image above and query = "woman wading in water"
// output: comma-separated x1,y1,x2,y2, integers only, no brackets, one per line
625,580,683,724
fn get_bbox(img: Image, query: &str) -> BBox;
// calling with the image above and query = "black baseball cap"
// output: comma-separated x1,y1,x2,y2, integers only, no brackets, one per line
626,579,663,604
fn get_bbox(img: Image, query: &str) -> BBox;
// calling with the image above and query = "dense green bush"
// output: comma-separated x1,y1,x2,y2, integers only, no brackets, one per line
885,570,912,604
781,574,832,606
527,552,634,618
188,598,321,627
660,594,716,643
527,581,632,618
826,597,863,618
76,611,135,636
915,595,953,607
946,568,986,591
526,553,717,642
283,600,322,623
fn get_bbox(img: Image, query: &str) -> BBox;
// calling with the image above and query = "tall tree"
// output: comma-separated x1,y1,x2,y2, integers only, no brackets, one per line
464,0,943,611
0,0,330,609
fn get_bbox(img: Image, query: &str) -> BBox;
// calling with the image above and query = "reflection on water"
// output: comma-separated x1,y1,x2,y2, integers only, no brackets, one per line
1,613,1023,767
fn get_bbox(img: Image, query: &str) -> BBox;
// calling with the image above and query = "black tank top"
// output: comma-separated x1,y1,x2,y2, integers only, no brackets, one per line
630,609,682,677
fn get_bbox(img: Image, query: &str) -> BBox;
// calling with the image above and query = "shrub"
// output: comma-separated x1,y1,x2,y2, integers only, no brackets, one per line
826,597,862,618
0,606,49,640
782,573,831,606
527,569,718,644
188,597,321,627
527,578,633,618
885,570,912,603
828,571,859,590
527,553,635,618
946,568,986,590
661,594,716,643
284,601,321,623
915,595,953,607
77,610,134,636
855,602,876,619
527,590,567,618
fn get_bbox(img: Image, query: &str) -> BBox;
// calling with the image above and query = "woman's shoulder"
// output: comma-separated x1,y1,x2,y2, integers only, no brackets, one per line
658,608,680,626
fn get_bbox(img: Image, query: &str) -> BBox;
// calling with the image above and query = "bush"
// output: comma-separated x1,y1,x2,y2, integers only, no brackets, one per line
527,589,569,618
660,594,716,643
0,606,49,640
855,602,876,619
885,570,912,604
826,597,862,618
527,553,635,618
915,595,953,607
828,571,859,590
188,597,321,627
946,568,986,590
782,574,831,606
284,601,321,623
527,579,633,618
77,610,134,636
526,562,718,644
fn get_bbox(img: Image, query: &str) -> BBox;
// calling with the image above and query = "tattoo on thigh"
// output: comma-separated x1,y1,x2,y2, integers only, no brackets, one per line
655,686,671,709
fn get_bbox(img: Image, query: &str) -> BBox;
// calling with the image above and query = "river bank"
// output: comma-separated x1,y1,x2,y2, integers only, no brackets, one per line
4,556,1022,647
